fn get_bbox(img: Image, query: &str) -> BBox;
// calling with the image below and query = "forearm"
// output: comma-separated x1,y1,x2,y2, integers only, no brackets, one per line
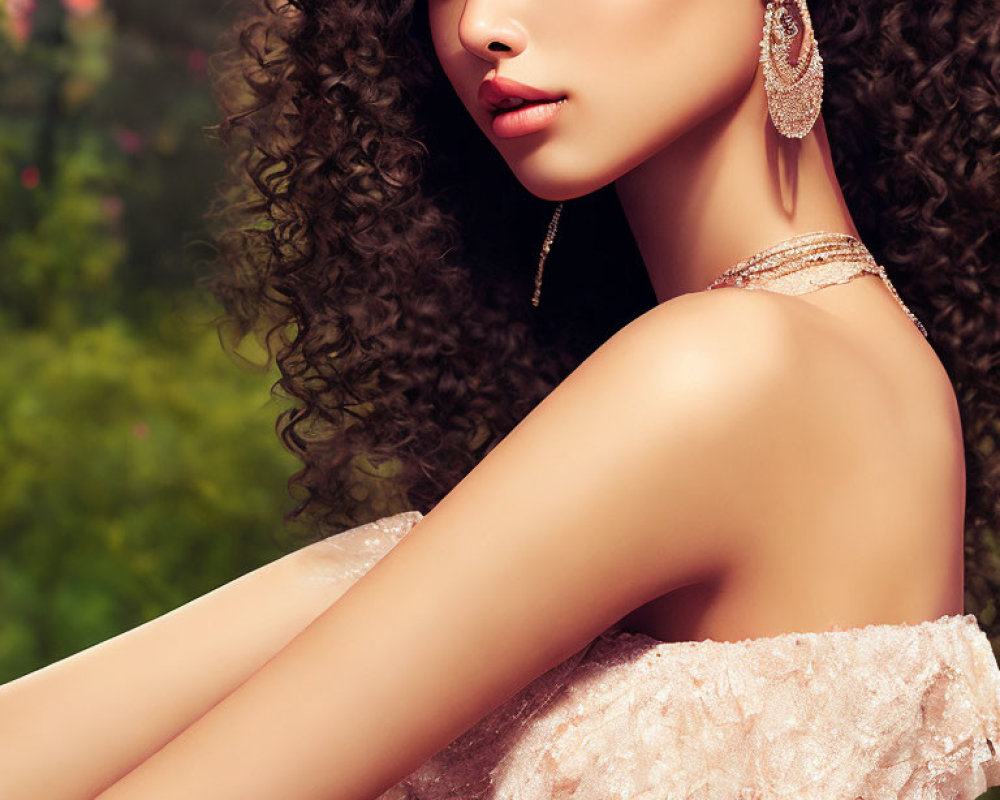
90,506,636,800
89,553,504,800
0,540,362,800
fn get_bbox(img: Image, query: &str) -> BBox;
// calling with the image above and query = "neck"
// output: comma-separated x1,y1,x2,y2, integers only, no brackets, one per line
613,67,860,305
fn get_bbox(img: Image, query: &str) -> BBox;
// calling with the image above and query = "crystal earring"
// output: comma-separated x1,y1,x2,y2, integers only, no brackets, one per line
531,201,564,308
760,0,824,139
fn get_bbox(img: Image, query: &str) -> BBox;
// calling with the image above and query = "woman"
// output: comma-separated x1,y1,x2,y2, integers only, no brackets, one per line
2,0,1000,797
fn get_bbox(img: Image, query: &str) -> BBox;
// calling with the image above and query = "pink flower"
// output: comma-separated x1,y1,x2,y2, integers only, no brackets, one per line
20,165,39,189
4,0,36,44
101,194,123,220
115,127,144,155
187,49,207,73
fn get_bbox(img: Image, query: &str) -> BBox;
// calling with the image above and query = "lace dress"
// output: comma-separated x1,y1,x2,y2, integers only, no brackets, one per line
305,510,1000,800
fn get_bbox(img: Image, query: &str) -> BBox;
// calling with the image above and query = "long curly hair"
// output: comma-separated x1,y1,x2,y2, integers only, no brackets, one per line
204,0,1000,627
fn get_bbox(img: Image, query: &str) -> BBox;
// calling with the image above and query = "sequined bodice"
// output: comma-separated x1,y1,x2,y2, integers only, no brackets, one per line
307,511,1000,800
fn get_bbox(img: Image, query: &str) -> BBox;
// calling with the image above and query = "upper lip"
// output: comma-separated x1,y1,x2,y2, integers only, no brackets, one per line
478,75,566,114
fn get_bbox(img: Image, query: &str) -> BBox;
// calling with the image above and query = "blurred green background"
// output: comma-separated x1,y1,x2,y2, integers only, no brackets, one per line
0,0,300,682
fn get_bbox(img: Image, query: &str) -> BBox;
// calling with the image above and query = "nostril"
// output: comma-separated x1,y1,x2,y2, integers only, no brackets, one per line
487,41,511,52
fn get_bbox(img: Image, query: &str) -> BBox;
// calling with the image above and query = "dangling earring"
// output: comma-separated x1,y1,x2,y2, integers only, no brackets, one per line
531,201,564,308
760,0,824,139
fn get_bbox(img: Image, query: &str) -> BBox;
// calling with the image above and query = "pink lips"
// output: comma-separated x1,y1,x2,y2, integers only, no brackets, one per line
478,75,567,139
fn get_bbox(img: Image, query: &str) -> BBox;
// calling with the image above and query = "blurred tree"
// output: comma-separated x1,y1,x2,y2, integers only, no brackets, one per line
0,0,240,328
0,316,300,681
0,0,303,682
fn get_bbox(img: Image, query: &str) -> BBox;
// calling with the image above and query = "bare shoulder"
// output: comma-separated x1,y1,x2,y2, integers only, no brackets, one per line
595,285,956,532
619,284,954,444
635,287,965,591
583,286,809,455
604,284,800,386
436,287,814,576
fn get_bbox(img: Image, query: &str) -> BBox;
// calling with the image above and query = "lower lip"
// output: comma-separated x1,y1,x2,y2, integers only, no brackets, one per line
490,98,567,139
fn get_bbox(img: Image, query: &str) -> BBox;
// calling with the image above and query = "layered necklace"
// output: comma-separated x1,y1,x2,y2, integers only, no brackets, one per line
705,231,928,338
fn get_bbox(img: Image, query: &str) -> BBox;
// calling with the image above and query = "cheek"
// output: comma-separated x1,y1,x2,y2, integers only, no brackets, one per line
513,6,763,195
588,4,760,132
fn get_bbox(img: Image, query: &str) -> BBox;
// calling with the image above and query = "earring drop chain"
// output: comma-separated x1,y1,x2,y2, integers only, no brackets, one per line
531,201,564,308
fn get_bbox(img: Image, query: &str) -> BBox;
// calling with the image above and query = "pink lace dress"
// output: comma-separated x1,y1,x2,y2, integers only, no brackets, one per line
306,510,1000,800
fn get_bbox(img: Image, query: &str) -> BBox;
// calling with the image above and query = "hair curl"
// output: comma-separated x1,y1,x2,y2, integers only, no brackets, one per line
204,0,1000,630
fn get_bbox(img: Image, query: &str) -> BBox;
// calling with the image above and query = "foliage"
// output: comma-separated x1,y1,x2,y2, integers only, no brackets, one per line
0,310,299,682
0,0,234,328
0,0,304,683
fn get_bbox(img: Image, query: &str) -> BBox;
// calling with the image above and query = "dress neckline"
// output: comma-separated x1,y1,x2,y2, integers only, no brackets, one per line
604,612,980,649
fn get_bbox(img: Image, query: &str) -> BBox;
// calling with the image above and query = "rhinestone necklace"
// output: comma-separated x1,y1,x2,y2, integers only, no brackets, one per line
704,230,928,338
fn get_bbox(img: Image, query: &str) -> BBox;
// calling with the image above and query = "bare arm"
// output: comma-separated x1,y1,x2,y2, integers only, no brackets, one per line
0,516,411,800
96,290,793,800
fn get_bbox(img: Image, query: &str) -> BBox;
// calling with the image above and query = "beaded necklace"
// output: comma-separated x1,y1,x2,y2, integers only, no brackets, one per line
705,230,928,338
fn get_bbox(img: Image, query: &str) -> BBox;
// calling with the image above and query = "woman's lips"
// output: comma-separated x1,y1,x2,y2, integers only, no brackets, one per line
478,75,568,139
490,97,567,139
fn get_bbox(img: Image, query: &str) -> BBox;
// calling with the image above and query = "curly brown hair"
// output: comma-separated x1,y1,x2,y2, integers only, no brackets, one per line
204,0,1000,628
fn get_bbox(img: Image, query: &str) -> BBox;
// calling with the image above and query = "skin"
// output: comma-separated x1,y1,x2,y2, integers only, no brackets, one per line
431,0,964,636
0,0,965,798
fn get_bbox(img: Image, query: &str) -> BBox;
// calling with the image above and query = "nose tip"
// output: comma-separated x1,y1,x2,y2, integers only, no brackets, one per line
457,13,526,62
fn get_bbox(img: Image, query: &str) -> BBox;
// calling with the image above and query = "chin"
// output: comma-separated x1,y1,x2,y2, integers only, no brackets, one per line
505,151,620,202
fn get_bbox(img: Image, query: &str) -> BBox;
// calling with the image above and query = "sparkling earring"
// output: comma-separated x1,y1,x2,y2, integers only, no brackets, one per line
531,201,564,308
760,0,824,139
